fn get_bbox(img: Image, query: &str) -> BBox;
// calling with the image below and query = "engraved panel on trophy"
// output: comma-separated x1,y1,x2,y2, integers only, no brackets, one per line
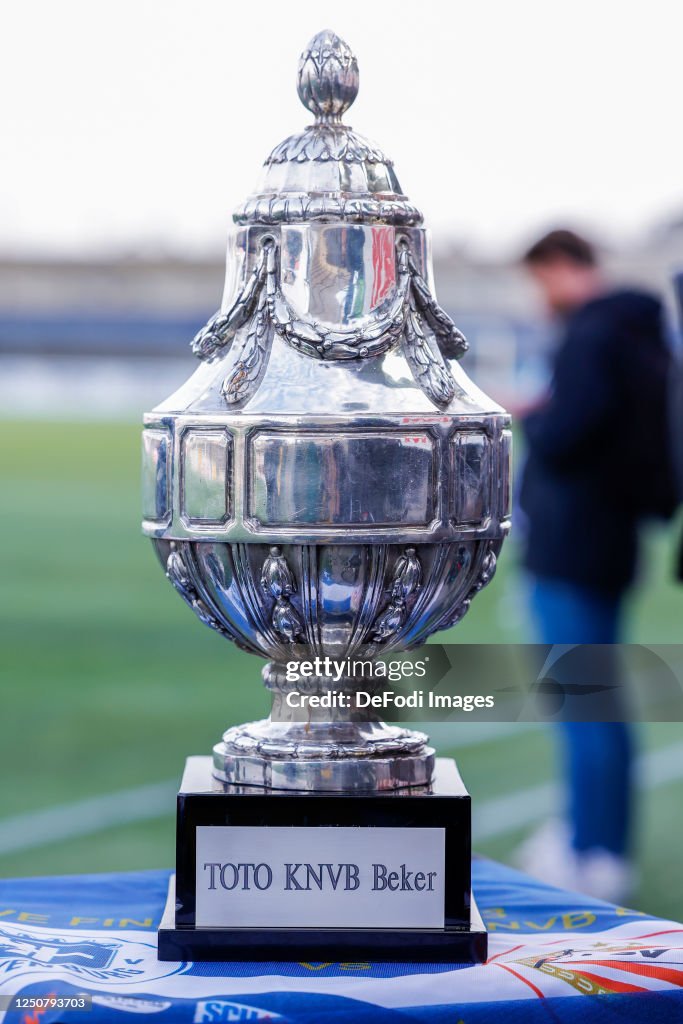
142,427,172,524
501,429,513,518
180,428,232,526
248,431,435,529
452,432,492,527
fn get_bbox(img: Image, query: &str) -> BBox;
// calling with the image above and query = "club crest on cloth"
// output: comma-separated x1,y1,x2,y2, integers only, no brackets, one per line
0,924,188,984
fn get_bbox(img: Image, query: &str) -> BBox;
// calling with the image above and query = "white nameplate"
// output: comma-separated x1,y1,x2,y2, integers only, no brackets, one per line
195,825,445,929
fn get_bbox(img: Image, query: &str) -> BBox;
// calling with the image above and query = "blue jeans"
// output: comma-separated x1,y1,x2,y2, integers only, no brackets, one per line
528,577,633,856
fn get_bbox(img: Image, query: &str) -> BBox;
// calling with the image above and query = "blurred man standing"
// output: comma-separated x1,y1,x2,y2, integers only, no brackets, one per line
518,229,676,901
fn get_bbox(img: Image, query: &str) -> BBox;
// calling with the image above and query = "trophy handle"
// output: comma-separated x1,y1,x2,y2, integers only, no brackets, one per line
190,244,269,360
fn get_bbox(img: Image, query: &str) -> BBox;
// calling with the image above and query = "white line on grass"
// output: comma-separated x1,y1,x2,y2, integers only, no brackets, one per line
1,738,682,856
0,724,539,857
0,781,178,856
474,740,683,842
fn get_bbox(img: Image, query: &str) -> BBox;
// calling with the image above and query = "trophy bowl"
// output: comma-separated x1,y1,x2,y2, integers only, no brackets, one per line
143,30,511,793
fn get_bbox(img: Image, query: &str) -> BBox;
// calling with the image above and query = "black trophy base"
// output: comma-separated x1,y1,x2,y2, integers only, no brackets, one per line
158,875,487,962
158,756,487,963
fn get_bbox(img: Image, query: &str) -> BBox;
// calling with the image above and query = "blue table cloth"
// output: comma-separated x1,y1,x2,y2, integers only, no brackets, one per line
0,860,681,1022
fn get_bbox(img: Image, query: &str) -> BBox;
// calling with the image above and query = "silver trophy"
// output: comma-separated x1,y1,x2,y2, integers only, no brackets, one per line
145,30,510,962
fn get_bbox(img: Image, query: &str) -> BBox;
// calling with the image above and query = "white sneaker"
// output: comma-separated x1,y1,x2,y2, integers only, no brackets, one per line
576,848,636,905
516,818,579,891
515,819,635,904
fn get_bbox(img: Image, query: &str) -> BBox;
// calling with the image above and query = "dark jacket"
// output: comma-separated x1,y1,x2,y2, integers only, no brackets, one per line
520,289,675,595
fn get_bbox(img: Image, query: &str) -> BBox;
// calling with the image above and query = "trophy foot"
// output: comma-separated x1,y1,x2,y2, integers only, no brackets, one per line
213,721,435,791
212,662,435,791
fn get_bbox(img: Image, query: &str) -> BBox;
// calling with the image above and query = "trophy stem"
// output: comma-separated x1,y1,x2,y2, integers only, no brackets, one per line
212,661,435,792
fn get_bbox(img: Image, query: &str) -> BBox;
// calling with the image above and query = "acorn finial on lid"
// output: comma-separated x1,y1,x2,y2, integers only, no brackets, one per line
296,29,359,124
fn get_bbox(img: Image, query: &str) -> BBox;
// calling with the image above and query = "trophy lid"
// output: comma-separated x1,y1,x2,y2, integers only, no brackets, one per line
233,30,423,228
150,29,507,421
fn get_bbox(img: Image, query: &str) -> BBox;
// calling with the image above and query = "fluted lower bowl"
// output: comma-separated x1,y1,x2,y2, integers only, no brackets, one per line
153,538,499,660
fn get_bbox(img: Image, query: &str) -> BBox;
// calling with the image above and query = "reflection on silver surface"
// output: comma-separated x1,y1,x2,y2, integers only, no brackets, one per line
249,431,434,528
280,224,397,326
142,31,511,791
501,429,513,518
141,428,170,524
180,429,231,525
453,432,491,526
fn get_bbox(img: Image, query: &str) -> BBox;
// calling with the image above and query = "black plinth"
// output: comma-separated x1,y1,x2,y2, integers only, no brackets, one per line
158,756,487,963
